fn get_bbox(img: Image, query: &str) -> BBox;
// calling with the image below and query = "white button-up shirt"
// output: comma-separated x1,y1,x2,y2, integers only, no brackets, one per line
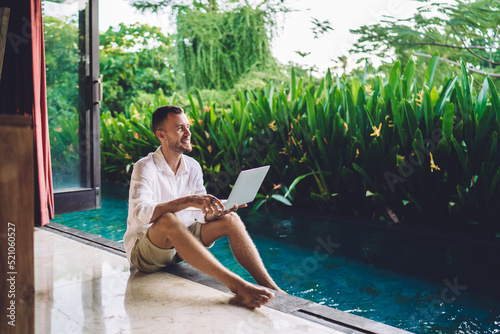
123,147,206,262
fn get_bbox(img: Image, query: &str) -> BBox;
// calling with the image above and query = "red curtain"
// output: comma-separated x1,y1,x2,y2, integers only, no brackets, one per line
31,0,54,226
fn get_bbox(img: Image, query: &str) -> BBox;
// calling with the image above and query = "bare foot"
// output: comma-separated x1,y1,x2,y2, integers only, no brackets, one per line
257,280,286,294
274,287,287,294
230,281,275,309
264,283,286,294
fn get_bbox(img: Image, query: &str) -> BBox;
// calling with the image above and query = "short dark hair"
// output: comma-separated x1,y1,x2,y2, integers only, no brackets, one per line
152,105,184,136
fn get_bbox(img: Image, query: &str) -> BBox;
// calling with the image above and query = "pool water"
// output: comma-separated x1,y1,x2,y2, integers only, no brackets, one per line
51,184,500,333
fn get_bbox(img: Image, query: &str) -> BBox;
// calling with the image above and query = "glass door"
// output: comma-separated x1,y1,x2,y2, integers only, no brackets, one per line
43,0,100,214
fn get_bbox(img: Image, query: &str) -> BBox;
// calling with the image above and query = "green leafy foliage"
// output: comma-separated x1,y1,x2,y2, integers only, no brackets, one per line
176,5,277,90
98,58,500,236
100,23,179,113
45,3,500,236
44,16,81,188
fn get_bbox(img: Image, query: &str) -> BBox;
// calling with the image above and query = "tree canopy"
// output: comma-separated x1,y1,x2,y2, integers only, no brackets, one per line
350,0,500,84
176,5,278,90
100,23,178,112
130,0,288,91
131,0,289,14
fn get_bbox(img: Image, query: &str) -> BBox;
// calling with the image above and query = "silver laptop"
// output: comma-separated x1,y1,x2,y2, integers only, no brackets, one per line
185,165,270,211
221,165,270,208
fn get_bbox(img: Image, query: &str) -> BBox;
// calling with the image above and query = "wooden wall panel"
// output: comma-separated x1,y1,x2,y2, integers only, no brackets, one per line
0,115,34,334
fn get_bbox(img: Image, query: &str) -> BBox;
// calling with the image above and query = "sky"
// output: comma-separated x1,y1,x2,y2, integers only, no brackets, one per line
271,0,422,73
46,0,426,74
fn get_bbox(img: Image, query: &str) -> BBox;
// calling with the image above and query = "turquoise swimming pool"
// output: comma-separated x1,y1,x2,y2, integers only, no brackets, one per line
51,184,500,333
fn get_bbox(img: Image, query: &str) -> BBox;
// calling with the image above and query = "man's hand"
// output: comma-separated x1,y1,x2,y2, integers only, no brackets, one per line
151,194,227,223
205,203,248,221
189,194,226,216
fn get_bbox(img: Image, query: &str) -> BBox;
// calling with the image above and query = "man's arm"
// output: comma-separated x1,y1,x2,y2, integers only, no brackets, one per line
150,194,226,223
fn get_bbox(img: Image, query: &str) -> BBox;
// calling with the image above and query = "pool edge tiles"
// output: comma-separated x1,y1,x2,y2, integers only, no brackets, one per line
40,223,413,334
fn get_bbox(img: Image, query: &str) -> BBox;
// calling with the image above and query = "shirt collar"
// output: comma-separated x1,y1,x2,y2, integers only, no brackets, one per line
153,146,189,177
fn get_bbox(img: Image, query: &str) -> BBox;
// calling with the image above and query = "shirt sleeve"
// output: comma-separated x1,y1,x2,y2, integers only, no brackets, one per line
192,162,206,222
128,161,157,227
193,163,207,196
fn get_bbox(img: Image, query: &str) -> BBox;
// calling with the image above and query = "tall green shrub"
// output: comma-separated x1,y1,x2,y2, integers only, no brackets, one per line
176,6,276,90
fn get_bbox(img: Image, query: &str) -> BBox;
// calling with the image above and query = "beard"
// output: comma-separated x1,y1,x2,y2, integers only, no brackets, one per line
168,139,192,154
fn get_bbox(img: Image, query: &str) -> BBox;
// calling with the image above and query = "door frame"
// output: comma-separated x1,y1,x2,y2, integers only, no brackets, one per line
54,0,101,214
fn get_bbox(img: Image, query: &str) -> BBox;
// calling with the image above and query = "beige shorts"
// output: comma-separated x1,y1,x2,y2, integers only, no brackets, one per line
131,222,214,273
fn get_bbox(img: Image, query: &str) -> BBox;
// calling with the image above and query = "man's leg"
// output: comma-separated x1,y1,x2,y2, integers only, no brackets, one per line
199,212,282,292
147,213,274,308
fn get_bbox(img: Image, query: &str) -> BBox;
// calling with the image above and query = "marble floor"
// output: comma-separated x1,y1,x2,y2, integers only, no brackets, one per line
34,228,344,334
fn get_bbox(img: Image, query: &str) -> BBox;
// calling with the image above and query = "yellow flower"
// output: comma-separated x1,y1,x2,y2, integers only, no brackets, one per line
365,84,372,94
124,153,132,160
430,153,440,172
188,117,194,126
268,120,278,132
279,147,288,155
355,149,360,158
370,123,382,137
207,145,212,153
415,90,423,107
132,111,141,120
68,143,74,152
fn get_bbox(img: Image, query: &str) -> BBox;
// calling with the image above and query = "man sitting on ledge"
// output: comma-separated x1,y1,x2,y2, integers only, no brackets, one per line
123,105,281,309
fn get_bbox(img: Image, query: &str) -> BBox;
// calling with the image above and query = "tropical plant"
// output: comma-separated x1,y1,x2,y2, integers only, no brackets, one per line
98,56,500,236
